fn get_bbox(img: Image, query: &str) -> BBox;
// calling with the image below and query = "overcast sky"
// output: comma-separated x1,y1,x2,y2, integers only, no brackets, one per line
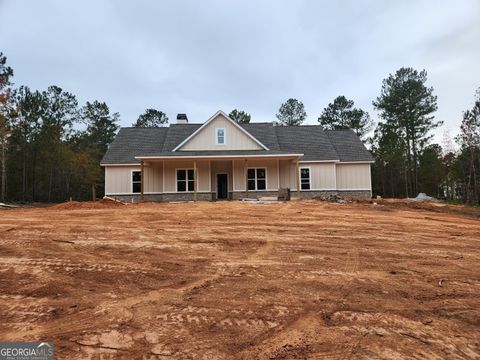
1,0,479,142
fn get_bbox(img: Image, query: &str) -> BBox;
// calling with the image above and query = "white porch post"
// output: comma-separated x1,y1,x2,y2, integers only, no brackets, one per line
296,158,300,197
193,160,197,201
244,159,248,198
140,160,145,201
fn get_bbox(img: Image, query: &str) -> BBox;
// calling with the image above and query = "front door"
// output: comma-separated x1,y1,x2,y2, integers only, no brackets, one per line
217,173,228,200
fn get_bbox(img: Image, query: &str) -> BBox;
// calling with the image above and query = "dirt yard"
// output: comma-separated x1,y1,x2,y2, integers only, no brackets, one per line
0,200,479,359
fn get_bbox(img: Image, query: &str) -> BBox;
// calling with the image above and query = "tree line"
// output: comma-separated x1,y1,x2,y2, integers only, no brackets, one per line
0,51,479,204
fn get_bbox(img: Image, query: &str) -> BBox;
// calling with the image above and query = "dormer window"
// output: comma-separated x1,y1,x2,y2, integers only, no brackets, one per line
216,128,226,145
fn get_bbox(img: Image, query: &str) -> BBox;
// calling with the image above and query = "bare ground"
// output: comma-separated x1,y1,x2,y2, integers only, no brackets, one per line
0,200,479,359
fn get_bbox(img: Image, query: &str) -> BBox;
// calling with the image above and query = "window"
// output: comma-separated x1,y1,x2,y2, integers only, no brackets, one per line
300,168,310,190
216,128,225,145
247,168,266,190
132,171,141,193
177,169,195,192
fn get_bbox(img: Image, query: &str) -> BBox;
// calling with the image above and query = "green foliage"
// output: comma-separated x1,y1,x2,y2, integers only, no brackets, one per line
318,96,373,140
133,108,168,127
276,98,306,126
0,52,14,136
0,52,13,91
2,55,120,202
373,68,440,197
418,144,444,197
81,101,120,158
228,109,251,124
454,90,480,203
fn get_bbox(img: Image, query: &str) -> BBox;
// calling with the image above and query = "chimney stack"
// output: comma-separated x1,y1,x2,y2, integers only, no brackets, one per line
176,113,188,124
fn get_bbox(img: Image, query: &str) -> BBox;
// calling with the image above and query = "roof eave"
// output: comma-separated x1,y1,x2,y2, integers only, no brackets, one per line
134,153,304,160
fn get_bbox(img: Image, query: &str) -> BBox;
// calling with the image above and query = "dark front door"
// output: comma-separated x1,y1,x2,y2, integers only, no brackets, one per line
217,174,228,200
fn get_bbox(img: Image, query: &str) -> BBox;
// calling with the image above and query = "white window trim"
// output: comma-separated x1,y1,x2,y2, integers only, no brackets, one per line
131,169,142,194
175,168,197,193
215,127,226,145
247,167,268,191
299,166,312,191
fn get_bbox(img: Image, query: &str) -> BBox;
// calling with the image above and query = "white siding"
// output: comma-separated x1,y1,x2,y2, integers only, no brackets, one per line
163,160,210,193
105,163,162,194
302,163,336,190
179,114,262,151
336,163,371,190
279,161,337,190
232,159,278,191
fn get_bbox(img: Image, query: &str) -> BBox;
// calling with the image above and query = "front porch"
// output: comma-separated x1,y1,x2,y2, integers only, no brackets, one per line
133,155,303,202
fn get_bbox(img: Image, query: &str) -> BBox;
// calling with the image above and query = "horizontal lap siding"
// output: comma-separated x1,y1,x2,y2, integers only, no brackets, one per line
336,164,371,190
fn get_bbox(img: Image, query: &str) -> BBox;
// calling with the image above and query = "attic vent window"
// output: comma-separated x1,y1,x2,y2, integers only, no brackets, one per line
216,128,225,145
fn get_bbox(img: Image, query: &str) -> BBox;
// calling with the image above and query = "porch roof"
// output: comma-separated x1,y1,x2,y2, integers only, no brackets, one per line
134,150,304,161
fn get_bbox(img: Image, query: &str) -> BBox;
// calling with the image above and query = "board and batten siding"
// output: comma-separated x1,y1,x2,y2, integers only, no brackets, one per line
178,114,262,151
232,159,279,191
336,163,371,190
104,160,372,195
163,160,210,192
302,162,336,190
105,164,162,195
279,161,336,190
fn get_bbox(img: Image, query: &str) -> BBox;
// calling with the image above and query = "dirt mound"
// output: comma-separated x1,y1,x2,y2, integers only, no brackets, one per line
378,198,480,218
50,198,126,210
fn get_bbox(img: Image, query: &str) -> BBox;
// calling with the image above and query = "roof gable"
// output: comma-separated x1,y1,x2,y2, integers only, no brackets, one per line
173,111,269,151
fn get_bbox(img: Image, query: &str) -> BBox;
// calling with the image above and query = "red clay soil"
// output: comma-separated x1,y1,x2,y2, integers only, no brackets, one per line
0,200,479,359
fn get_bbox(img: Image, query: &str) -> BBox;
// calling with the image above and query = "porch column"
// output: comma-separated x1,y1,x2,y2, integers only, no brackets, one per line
193,160,197,201
296,159,300,197
140,160,145,201
244,159,248,198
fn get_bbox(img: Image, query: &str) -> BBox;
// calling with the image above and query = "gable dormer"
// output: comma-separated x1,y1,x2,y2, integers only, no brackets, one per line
173,111,268,151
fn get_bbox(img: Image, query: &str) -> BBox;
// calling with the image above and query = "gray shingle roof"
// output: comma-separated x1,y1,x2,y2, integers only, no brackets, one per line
101,123,373,164
325,130,374,162
275,125,339,161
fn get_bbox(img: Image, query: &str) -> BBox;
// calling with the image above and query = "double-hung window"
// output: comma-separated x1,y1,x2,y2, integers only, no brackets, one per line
216,128,225,145
177,169,195,192
300,168,311,190
247,168,266,191
132,171,141,193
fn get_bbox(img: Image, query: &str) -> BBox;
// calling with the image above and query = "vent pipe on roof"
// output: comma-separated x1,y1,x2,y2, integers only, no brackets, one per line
176,113,188,124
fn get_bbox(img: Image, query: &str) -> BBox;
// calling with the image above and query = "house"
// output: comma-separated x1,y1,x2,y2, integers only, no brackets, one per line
100,110,374,201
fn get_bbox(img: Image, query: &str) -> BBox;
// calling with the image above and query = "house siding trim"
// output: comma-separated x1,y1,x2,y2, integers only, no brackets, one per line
172,111,269,151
